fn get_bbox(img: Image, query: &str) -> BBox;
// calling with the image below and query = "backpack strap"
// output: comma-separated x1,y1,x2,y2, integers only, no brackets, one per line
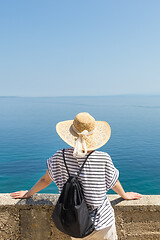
62,149,94,178
77,150,94,177
62,149,70,177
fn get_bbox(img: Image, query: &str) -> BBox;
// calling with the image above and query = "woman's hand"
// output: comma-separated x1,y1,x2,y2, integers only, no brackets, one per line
122,192,143,200
112,180,143,200
10,190,29,199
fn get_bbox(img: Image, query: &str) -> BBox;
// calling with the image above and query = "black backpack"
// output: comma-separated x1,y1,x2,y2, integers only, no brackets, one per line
52,149,97,238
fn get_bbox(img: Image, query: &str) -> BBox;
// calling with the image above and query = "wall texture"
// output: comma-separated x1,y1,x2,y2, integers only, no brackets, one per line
0,194,160,240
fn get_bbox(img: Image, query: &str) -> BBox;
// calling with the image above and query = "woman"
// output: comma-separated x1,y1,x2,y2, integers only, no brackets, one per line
10,112,142,240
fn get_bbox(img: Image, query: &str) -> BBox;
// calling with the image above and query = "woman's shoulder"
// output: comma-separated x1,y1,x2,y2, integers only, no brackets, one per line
94,150,111,158
53,147,73,156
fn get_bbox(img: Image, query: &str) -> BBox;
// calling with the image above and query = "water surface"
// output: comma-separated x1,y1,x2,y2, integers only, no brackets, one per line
0,95,160,195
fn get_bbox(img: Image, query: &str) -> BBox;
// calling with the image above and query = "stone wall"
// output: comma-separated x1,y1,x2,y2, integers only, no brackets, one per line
0,194,160,240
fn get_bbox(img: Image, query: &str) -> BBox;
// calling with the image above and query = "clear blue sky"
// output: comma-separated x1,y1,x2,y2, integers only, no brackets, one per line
0,0,160,96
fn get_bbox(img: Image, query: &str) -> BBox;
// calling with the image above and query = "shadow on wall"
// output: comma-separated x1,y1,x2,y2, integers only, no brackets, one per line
111,196,125,206
16,197,54,206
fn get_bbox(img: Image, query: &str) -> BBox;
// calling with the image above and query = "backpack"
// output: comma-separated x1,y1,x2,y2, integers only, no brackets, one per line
52,149,97,238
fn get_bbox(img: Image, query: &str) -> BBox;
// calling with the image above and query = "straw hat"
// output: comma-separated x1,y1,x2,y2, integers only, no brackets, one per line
56,112,111,157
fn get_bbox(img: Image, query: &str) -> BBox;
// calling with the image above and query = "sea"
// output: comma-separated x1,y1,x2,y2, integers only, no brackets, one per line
0,95,160,195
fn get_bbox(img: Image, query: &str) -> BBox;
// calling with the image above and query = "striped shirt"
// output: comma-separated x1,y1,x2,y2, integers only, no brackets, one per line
47,147,119,230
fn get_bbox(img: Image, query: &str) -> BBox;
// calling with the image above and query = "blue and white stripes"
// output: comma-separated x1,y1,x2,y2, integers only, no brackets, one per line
47,148,119,230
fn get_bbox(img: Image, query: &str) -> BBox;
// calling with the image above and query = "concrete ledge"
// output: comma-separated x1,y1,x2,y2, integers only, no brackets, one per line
0,194,160,240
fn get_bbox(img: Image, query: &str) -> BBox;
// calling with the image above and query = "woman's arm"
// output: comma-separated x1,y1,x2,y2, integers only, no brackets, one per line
112,180,142,200
10,170,52,199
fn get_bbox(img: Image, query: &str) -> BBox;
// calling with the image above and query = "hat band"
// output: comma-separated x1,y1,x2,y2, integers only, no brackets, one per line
72,124,95,157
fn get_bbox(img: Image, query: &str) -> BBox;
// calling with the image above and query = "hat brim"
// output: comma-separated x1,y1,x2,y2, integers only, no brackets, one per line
56,120,111,151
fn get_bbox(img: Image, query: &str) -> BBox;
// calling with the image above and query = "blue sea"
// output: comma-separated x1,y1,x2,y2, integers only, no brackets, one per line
0,96,160,195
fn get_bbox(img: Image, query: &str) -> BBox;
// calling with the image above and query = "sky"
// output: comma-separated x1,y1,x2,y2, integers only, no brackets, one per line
0,0,160,97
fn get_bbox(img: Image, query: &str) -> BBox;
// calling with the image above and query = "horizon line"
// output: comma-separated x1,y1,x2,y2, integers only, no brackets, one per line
0,93,160,98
